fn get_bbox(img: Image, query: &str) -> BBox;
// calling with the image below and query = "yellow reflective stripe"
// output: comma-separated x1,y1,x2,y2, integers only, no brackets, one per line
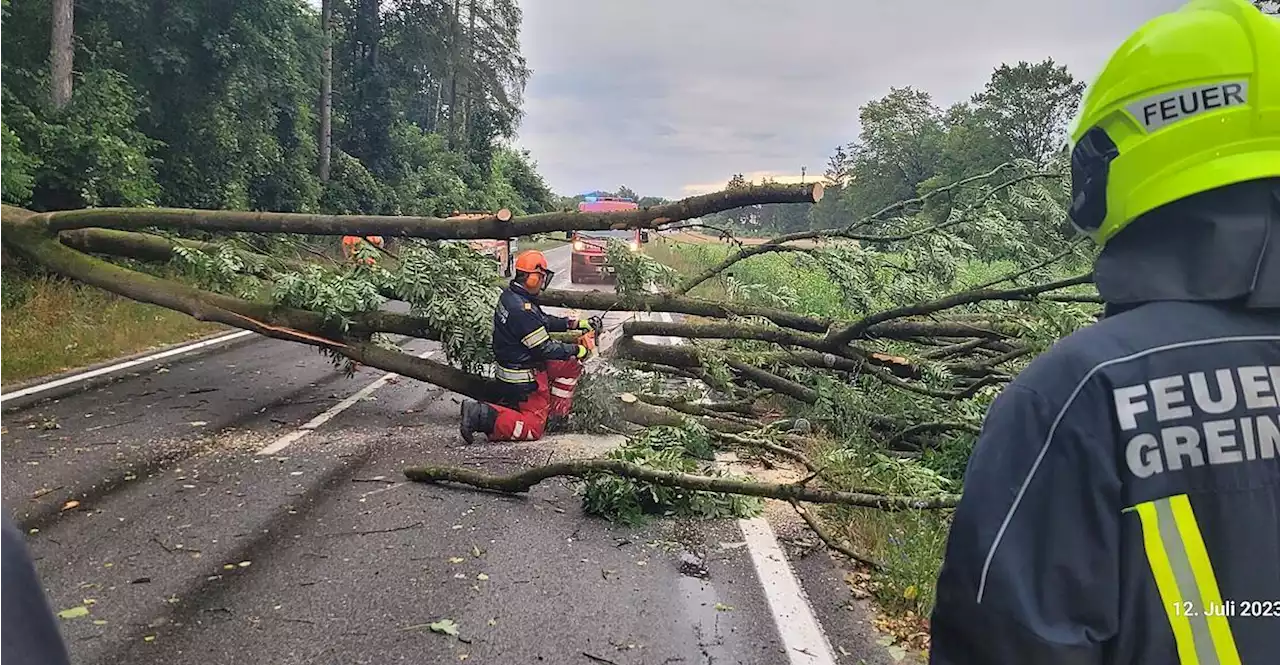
1134,495,1239,665
1168,495,1241,665
1136,500,1200,664
521,327,550,348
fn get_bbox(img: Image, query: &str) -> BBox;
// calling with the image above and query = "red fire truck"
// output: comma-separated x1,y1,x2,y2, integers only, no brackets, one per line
569,196,649,283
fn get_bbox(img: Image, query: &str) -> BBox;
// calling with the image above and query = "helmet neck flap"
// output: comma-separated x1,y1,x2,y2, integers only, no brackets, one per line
1096,178,1280,314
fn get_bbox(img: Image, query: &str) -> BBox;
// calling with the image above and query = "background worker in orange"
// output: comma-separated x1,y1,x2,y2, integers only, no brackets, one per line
459,250,597,443
341,235,384,265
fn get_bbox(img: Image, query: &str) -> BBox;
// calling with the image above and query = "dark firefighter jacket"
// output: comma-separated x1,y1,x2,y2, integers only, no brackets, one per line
492,281,580,398
929,178,1280,665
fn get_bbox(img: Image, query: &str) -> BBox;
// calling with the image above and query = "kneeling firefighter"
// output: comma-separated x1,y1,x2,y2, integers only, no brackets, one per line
459,250,599,443
929,1,1279,663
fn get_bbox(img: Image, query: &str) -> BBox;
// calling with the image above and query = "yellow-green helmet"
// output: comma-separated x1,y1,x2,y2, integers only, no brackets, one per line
1066,0,1280,245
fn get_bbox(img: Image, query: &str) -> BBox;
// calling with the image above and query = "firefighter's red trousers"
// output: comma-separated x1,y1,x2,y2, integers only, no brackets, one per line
488,359,582,441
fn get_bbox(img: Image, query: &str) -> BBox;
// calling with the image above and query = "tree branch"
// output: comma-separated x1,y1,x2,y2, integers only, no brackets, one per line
861,365,1002,400
540,288,833,334
672,165,1063,295
790,501,883,569
883,421,981,450
828,273,1092,346
403,459,960,510
619,319,918,377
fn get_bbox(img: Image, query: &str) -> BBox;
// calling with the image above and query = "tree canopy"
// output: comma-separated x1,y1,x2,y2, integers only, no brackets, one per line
0,0,555,217
699,59,1084,239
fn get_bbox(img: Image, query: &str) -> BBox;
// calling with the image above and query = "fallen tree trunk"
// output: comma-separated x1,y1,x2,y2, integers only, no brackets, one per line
540,288,833,334
26,183,823,239
2,216,500,400
403,459,960,510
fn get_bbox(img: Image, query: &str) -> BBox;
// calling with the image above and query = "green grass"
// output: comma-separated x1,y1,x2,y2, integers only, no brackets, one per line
1,274,224,384
645,238,848,318
516,234,568,252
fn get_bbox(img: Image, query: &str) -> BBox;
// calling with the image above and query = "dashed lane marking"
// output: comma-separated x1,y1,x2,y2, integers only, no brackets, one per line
256,348,435,455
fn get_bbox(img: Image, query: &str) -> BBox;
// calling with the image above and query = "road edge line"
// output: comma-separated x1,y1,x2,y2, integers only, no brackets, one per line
740,516,840,665
1,330,256,404
650,308,838,663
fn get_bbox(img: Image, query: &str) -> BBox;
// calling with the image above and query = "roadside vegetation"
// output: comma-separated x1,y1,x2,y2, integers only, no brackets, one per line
555,58,1101,646
1,269,223,383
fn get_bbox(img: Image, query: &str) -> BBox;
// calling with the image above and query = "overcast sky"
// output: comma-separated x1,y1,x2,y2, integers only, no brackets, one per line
513,0,1183,199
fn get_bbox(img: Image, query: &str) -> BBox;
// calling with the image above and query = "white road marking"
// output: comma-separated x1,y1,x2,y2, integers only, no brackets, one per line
740,517,839,665
657,310,681,345
648,307,836,663
256,349,435,455
0,330,255,404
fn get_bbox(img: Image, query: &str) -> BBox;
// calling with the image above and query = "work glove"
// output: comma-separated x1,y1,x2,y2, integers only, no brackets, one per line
577,330,597,357
575,318,592,330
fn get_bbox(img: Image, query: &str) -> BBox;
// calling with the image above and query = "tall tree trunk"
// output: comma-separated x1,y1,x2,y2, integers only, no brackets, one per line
447,0,461,148
318,0,333,183
50,0,75,110
460,0,476,146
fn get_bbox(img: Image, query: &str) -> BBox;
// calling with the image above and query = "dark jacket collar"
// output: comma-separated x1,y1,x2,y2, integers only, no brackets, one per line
509,280,539,303
1095,178,1280,316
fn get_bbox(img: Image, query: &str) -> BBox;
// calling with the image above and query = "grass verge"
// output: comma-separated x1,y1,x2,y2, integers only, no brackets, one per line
2,274,224,384
516,234,568,252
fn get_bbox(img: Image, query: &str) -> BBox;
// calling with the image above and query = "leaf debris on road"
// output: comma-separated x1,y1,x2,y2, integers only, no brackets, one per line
57,606,90,620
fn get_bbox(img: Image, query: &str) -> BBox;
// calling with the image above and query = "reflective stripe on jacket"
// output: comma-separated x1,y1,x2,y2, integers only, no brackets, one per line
492,282,578,384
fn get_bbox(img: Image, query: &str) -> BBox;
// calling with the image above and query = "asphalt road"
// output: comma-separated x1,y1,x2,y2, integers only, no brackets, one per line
2,246,904,665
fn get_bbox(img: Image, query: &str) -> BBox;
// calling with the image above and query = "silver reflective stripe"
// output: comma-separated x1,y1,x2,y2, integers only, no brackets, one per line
522,327,550,348
550,387,573,398
513,421,524,439
496,366,535,383
1153,498,1219,665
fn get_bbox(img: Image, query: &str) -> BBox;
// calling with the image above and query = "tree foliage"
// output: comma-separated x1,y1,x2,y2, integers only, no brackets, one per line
0,0,553,217
700,59,1085,239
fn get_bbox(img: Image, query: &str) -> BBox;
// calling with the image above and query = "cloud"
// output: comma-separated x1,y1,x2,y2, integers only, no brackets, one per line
514,0,1183,199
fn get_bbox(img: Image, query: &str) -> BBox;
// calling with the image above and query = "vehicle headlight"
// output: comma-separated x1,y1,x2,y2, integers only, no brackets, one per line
573,240,586,251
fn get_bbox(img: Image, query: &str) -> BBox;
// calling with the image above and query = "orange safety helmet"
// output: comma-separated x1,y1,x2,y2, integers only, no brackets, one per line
513,250,555,292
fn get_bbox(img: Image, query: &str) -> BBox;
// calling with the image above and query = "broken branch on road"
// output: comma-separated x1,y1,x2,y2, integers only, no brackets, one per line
403,459,959,510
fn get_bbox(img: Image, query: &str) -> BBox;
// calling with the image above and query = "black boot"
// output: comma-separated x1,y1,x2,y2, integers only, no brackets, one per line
459,400,498,444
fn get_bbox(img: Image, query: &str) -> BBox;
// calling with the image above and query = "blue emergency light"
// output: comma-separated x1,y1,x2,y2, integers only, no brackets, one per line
580,193,635,203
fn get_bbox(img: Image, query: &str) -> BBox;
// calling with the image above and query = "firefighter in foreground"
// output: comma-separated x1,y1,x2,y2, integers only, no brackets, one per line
928,1,1279,663
459,250,598,443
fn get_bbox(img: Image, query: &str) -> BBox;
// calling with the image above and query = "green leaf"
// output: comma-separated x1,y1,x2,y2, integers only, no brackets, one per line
57,606,90,619
429,619,460,636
